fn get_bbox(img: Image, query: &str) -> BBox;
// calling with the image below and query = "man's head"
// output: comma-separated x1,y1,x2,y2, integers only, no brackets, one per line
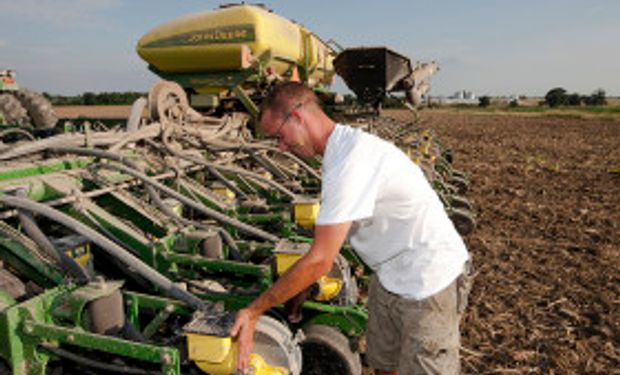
258,82,334,158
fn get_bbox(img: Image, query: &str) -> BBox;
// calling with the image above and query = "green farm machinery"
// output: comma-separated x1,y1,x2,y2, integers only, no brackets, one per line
0,4,475,375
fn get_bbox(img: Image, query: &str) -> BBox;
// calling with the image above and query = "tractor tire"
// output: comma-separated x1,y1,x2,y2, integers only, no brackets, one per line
301,324,362,375
0,93,30,127
15,88,58,129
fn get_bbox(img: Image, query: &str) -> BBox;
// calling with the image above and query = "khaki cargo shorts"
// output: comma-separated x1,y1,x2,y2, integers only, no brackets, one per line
366,262,473,374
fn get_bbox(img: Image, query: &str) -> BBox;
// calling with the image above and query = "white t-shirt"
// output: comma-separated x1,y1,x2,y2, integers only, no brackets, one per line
316,124,469,300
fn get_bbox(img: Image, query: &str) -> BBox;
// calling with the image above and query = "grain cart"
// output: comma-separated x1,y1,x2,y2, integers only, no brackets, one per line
0,69,57,129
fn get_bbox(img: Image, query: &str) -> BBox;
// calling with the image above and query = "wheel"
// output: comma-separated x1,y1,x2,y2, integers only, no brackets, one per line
0,93,30,127
147,80,201,123
14,88,58,128
449,208,476,236
327,254,359,305
254,315,303,375
449,195,473,211
448,175,469,195
301,324,362,375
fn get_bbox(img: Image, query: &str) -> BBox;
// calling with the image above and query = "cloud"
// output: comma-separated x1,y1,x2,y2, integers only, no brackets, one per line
0,0,121,29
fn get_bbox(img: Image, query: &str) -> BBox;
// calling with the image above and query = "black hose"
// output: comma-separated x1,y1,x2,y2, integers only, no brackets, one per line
14,190,91,283
0,128,36,141
0,195,206,311
39,343,159,375
177,153,298,200
122,319,146,343
146,140,298,200
218,228,243,261
104,162,280,243
211,142,322,181
50,147,279,242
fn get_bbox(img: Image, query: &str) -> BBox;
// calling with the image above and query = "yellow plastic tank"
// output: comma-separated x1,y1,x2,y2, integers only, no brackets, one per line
137,4,335,87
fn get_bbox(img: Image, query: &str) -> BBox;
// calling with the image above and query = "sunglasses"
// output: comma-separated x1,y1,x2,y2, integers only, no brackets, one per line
272,101,306,138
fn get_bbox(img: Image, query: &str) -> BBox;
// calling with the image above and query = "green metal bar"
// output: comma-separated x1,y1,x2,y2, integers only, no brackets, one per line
302,302,368,337
232,85,258,119
165,253,272,290
123,291,193,316
0,159,91,182
25,322,180,374
142,303,175,340
94,193,168,238
0,239,64,287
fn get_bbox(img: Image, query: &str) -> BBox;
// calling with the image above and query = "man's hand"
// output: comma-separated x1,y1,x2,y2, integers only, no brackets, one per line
230,308,258,372
229,223,352,372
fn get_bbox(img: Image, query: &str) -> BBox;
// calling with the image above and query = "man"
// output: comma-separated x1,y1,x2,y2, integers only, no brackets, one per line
231,82,471,374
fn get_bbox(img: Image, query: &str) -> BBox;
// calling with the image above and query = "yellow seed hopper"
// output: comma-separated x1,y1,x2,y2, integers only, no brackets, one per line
137,4,336,97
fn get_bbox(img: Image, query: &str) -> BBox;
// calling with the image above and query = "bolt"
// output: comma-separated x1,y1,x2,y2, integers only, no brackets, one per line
67,335,75,343
165,304,174,313
23,324,34,334
161,352,172,365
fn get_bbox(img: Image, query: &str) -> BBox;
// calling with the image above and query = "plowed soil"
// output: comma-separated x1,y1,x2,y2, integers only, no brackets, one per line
55,105,619,373
386,109,619,374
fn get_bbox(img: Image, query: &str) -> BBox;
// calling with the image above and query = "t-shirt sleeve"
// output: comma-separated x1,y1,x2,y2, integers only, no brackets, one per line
316,138,384,225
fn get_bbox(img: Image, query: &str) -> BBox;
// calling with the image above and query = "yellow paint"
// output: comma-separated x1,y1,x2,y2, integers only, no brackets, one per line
315,275,343,301
275,252,303,275
249,353,287,375
293,200,320,229
213,186,236,200
186,334,286,375
137,4,335,86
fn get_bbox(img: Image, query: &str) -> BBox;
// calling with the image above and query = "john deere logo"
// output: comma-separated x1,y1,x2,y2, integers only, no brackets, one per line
143,25,255,48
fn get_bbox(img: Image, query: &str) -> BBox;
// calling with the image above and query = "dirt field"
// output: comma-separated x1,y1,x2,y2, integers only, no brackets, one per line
56,105,134,119
54,105,619,373
386,109,619,374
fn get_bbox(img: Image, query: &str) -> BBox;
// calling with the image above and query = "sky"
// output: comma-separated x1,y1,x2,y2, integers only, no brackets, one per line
1,0,619,97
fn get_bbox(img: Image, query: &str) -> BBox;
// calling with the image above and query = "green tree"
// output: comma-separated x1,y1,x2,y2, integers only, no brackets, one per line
82,92,96,105
478,96,491,107
544,87,567,107
583,89,607,106
566,93,582,106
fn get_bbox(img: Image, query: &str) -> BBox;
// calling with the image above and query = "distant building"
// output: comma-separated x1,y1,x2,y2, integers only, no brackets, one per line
433,89,478,105
451,90,476,100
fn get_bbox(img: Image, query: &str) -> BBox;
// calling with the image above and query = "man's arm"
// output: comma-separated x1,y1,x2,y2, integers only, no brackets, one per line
230,221,352,371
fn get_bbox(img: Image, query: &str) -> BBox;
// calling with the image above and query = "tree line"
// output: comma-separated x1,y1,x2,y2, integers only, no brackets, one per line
478,88,609,108
44,92,147,106
543,88,607,107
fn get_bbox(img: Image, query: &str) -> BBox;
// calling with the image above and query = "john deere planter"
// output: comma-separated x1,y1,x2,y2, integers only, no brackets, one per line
0,4,476,375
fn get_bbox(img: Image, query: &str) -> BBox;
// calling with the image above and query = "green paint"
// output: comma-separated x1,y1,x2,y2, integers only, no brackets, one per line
0,159,91,182
142,24,255,48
